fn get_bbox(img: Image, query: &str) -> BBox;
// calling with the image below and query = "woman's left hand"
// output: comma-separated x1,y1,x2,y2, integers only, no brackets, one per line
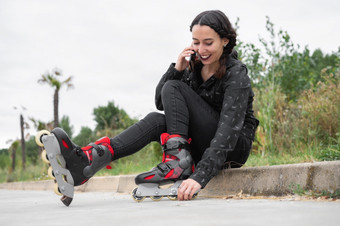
177,178,201,201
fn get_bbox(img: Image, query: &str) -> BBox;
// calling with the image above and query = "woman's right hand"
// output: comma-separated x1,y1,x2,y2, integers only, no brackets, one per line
174,47,195,72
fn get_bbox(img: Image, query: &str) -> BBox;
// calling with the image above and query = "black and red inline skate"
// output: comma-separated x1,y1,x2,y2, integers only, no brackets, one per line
132,133,197,201
35,127,113,206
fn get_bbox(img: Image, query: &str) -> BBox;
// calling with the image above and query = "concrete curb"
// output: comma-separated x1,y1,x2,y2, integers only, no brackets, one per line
1,161,339,197
200,160,340,197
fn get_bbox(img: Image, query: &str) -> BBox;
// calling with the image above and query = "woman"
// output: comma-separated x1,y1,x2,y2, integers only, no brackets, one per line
42,10,259,203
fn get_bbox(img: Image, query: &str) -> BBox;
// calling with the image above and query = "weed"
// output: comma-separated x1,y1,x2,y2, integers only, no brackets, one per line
289,183,340,199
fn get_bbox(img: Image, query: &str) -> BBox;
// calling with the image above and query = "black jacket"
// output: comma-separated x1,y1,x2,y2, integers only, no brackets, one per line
155,51,259,188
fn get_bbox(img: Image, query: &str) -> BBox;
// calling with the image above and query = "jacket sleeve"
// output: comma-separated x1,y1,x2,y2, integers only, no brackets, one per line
155,63,188,110
189,64,251,188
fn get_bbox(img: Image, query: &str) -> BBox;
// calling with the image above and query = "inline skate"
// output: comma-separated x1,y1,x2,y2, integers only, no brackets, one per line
132,133,197,201
35,127,114,206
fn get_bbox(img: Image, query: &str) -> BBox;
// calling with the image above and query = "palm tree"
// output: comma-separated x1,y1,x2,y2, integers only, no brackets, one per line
38,68,74,128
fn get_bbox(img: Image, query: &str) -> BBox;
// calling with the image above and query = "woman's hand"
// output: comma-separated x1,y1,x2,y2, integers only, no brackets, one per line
177,178,201,201
174,47,195,72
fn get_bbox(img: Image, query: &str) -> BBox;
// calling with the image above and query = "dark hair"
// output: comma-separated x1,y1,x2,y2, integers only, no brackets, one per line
190,10,237,79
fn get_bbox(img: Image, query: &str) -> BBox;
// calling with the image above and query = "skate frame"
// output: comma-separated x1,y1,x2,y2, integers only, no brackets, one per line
135,181,184,197
42,134,75,198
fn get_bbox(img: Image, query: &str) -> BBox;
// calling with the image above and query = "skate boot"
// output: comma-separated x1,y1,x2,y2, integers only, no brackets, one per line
132,133,196,202
35,127,114,206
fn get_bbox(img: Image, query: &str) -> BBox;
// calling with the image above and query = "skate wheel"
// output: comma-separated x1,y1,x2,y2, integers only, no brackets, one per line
167,195,177,201
131,187,146,202
35,130,51,147
54,183,63,196
48,166,55,179
150,196,163,201
41,150,50,163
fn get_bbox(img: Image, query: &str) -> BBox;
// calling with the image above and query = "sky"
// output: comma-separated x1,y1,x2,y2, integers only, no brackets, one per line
0,0,339,149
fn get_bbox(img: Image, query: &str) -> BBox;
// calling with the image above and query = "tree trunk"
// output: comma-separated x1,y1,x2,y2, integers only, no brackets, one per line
54,88,59,128
20,114,26,169
11,147,16,172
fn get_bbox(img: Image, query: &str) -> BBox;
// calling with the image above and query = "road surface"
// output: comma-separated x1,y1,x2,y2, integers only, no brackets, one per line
0,190,339,226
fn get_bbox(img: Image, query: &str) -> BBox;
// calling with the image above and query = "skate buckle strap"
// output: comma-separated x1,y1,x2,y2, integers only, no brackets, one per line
160,133,182,145
163,142,190,152
157,162,172,174
88,143,112,170
160,133,191,151
89,143,105,156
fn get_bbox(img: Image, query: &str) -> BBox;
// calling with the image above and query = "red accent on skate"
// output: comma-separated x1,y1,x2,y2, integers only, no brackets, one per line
83,150,90,162
82,145,91,151
160,133,182,145
169,167,183,179
82,149,93,163
163,154,178,163
81,179,88,184
81,137,115,163
106,165,112,169
164,168,174,179
188,138,192,144
95,137,114,157
144,174,155,180
160,133,170,145
62,139,69,149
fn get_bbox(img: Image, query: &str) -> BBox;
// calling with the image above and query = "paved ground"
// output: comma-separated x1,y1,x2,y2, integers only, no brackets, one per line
0,190,339,226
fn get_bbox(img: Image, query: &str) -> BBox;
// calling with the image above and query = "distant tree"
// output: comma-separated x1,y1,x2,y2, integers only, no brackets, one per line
38,68,74,128
93,101,135,132
0,148,10,169
236,16,340,101
13,106,30,169
25,137,40,164
72,126,94,147
9,140,19,173
29,117,54,131
60,115,74,138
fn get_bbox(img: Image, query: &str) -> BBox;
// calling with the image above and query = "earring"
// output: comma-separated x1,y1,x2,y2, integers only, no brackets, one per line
224,44,227,47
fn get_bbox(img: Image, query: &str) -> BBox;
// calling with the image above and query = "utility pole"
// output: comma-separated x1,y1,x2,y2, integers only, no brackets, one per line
20,114,26,169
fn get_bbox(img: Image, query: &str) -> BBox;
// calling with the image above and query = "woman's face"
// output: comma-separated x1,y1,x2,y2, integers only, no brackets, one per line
191,25,229,67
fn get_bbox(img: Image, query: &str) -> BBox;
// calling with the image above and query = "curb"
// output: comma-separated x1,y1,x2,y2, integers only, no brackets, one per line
200,160,340,197
1,161,339,197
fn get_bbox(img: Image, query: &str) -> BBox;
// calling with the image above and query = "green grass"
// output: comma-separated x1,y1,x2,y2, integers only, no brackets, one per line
244,153,310,167
96,143,162,177
2,161,49,183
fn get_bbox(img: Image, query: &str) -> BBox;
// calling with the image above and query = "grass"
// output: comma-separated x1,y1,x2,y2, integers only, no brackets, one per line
2,161,49,183
244,152,315,167
96,143,162,177
289,183,340,199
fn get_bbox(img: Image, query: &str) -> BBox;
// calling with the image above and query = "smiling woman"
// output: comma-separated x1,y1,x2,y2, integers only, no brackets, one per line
35,9,259,206
190,25,228,81
190,10,236,79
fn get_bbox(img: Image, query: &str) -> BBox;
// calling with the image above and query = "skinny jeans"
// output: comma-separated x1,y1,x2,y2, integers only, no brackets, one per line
111,80,251,167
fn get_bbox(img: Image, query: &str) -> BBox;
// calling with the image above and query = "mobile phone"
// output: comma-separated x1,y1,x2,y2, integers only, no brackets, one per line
189,51,196,71
189,51,196,62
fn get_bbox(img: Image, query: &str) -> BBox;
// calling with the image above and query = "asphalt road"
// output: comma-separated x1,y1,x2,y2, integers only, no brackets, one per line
0,190,339,226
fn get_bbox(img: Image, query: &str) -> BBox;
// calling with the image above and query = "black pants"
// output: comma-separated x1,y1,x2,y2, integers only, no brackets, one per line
111,80,251,167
